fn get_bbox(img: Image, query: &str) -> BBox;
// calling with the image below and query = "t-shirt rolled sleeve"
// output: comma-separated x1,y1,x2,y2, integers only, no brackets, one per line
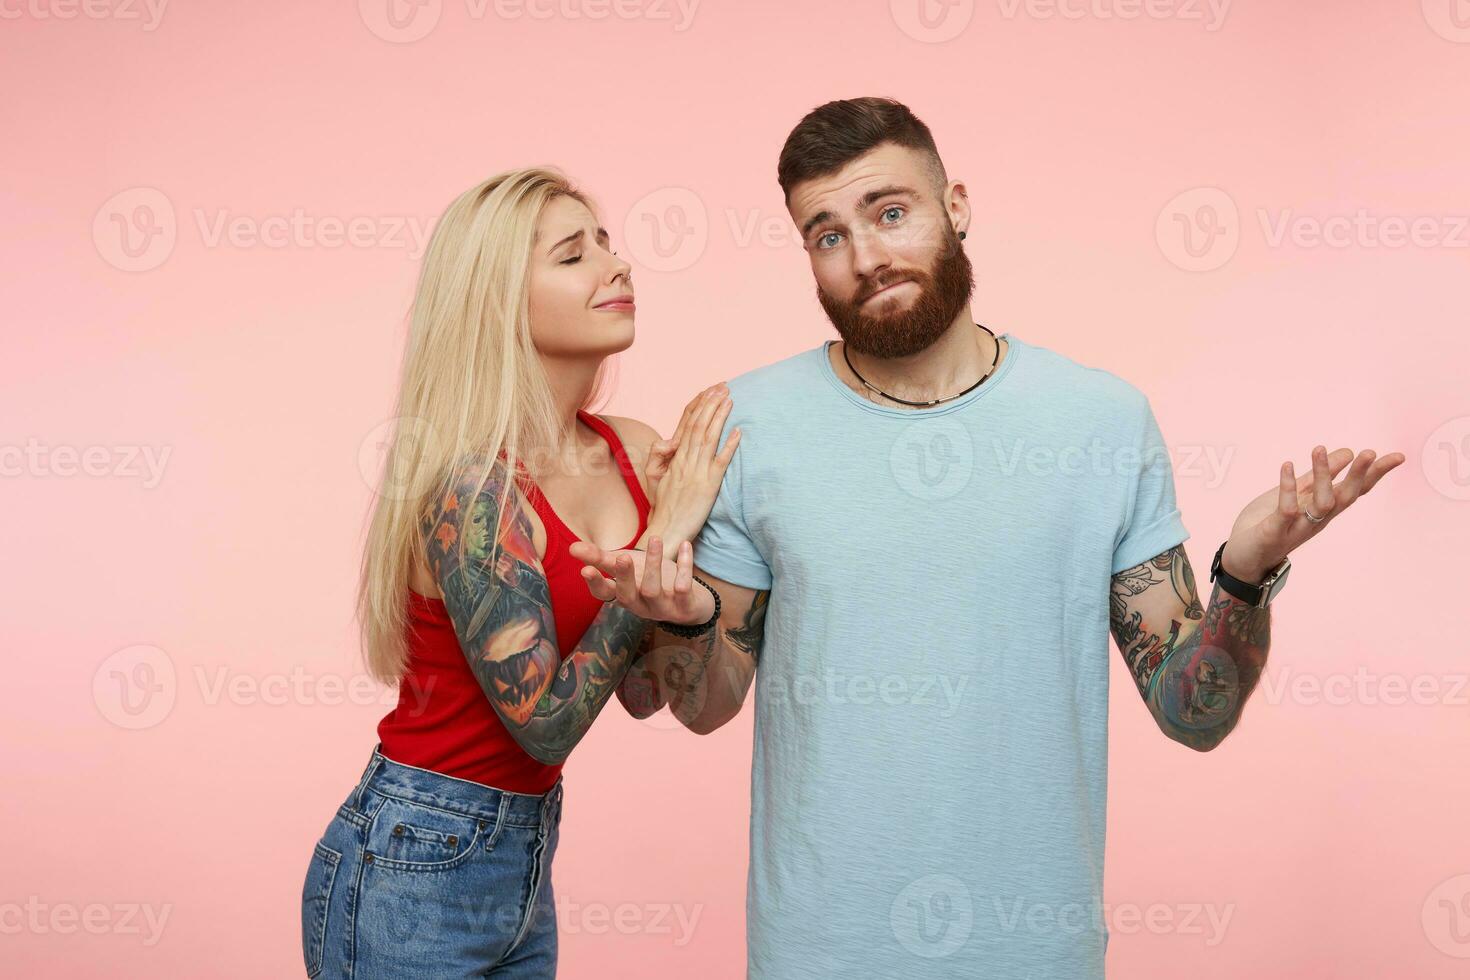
1111,396,1190,575
693,426,773,591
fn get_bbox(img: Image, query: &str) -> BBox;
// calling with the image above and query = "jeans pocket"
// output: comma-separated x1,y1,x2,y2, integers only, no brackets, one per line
366,798,495,873
300,841,341,978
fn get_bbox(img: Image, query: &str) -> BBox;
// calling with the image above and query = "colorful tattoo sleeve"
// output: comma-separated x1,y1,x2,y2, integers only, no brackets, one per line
1109,544,1271,751
421,455,652,764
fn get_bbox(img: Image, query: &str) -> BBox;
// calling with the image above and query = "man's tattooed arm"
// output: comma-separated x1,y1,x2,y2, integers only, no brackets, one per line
615,628,666,719
422,455,653,764
638,579,768,734
1109,543,1271,752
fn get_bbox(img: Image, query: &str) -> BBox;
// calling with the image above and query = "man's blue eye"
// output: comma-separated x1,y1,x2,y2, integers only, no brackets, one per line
881,206,904,223
817,232,841,249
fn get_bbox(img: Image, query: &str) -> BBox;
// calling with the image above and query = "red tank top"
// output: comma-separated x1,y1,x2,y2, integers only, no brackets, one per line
376,410,652,793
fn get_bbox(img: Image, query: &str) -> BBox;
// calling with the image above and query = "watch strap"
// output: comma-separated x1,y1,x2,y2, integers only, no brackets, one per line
1211,539,1265,606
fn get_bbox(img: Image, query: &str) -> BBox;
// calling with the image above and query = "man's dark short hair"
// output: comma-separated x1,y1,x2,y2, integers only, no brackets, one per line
777,97,947,204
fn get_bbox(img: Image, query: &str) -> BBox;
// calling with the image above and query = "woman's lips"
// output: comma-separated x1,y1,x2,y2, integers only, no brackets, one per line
595,296,635,312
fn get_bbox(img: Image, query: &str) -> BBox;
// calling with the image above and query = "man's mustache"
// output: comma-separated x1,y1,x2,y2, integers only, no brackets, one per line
854,270,929,305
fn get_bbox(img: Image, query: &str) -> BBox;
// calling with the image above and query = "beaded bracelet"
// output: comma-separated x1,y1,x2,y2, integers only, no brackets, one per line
657,573,721,637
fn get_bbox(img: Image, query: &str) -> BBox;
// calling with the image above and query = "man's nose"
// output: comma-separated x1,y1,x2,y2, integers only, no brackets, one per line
848,227,892,281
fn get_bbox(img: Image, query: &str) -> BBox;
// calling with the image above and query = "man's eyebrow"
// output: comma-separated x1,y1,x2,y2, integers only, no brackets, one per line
801,210,835,238
856,185,917,211
800,186,917,238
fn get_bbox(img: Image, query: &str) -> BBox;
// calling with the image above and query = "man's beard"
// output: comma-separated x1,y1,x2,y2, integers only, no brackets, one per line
817,230,975,360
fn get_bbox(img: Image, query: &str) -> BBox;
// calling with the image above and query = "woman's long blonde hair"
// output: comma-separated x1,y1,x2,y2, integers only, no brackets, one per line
357,167,614,684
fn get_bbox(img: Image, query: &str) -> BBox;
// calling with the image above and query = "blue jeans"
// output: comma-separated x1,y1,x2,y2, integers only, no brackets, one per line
300,744,564,978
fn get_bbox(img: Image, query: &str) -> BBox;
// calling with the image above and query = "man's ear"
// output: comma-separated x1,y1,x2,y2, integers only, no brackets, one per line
946,178,972,239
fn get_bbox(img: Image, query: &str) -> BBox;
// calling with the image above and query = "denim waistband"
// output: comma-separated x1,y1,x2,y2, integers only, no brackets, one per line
346,743,563,829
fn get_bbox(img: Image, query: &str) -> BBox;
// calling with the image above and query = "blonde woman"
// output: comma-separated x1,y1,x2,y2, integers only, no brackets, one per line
299,168,739,979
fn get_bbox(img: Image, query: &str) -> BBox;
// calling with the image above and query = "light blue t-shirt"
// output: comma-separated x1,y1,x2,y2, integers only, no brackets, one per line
693,331,1190,978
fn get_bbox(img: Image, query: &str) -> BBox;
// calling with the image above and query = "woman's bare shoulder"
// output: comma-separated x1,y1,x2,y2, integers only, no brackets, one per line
599,414,661,458
597,415,662,499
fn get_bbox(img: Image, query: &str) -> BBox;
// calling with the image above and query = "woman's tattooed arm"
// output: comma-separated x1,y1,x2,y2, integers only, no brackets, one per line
1109,544,1271,751
422,455,653,764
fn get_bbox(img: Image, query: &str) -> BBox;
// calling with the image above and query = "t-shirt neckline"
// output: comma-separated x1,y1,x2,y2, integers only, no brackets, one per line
817,331,1023,418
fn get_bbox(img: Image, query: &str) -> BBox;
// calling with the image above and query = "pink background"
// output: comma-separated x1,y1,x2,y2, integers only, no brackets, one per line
4,1,1469,976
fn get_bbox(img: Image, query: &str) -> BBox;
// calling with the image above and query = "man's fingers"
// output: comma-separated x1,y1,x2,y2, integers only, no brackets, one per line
1362,451,1405,492
1293,447,1353,493
1310,445,1336,515
1334,450,1376,506
1277,460,1299,520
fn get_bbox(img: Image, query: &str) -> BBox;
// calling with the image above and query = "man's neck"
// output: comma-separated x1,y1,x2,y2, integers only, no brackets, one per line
831,314,1006,407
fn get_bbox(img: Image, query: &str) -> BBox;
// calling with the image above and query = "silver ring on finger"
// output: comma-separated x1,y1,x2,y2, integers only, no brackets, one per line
1303,508,1326,524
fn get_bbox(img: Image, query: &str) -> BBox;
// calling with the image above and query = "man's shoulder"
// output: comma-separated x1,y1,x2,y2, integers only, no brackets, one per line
1014,334,1151,419
721,343,827,413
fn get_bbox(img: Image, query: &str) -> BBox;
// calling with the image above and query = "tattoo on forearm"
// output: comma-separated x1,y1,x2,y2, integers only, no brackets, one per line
423,456,649,762
726,590,769,663
658,631,717,725
1110,544,1270,750
1111,545,1202,695
633,588,769,726
616,625,665,719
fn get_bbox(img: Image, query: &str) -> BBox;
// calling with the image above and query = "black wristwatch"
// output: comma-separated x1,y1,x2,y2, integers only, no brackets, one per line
657,574,722,638
1210,540,1290,608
